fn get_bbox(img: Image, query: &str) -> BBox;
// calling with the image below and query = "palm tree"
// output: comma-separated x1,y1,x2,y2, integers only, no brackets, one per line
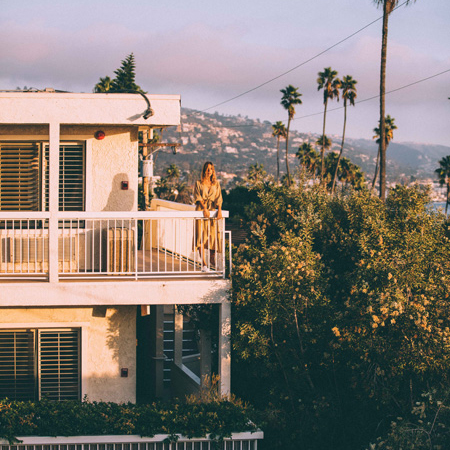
331,75,357,194
435,155,450,214
280,85,302,186
317,68,341,184
93,76,112,93
166,164,180,182
371,115,397,191
272,121,287,184
296,143,319,181
372,0,417,200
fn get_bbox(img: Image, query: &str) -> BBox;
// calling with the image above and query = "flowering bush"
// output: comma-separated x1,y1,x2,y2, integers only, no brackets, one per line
230,183,450,449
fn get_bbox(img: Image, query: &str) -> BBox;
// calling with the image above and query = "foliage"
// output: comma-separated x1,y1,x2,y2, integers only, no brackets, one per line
154,164,192,204
231,183,450,449
93,53,144,93
368,387,450,449
0,397,258,443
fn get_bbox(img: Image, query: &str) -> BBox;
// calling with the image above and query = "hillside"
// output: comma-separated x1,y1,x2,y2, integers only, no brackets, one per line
156,108,450,188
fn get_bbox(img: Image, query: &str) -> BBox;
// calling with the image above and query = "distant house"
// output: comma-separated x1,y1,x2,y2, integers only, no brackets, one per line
0,91,231,404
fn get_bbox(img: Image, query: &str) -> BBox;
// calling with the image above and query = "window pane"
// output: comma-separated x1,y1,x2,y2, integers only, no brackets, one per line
0,144,41,211
0,330,36,400
39,329,80,400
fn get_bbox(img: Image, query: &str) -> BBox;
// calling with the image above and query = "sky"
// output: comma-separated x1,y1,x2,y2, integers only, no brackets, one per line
1,0,449,146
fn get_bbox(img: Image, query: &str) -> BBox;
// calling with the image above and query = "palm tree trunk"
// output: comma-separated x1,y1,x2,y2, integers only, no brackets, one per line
379,0,389,200
276,136,281,185
372,148,381,190
285,117,291,186
321,100,328,185
332,101,347,194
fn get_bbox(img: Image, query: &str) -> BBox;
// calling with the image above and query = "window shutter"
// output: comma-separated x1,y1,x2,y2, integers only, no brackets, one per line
59,145,85,211
44,144,85,211
0,330,36,400
38,329,80,400
0,144,41,211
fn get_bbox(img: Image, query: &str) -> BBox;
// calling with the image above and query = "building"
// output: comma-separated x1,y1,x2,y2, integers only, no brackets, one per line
0,91,231,404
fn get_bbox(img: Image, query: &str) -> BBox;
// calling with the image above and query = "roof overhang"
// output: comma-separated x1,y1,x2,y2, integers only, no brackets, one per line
0,92,181,127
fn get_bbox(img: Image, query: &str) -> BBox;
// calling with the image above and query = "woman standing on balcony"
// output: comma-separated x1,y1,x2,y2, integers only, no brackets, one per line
194,161,223,272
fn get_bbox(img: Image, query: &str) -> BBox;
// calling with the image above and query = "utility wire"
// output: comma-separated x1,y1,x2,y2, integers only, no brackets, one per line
293,68,450,121
197,68,450,129
197,1,409,113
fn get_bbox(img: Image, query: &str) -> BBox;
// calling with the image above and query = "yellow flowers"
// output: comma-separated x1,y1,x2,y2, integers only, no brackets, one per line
332,327,341,337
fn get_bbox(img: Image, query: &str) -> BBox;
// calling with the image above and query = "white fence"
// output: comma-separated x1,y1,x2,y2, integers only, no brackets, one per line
0,433,263,450
0,207,230,281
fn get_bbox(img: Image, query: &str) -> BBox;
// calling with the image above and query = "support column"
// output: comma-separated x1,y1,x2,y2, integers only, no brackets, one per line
149,305,165,399
199,329,212,386
48,122,60,283
173,306,184,367
218,301,231,396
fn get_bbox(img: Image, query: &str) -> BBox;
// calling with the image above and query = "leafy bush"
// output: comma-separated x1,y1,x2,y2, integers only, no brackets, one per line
0,397,258,443
230,183,450,449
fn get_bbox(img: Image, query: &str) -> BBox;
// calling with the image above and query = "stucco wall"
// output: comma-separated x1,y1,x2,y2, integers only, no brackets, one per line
0,306,137,403
0,124,138,212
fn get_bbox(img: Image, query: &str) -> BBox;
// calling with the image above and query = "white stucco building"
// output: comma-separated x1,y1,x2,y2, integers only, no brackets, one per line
0,91,231,403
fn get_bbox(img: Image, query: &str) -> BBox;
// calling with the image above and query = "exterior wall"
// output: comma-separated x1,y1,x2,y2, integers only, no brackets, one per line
0,124,138,213
88,126,138,212
0,306,137,403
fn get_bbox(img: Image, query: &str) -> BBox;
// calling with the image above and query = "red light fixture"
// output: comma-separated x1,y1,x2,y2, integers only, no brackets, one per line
95,130,105,140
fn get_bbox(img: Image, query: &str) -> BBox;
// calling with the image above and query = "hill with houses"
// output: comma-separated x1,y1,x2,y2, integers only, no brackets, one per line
157,108,450,192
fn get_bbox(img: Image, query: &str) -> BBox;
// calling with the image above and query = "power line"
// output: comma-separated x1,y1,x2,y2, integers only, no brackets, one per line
293,68,450,121
193,68,450,129
197,1,409,113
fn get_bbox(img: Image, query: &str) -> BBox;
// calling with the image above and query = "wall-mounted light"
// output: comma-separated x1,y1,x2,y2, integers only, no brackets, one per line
95,130,105,140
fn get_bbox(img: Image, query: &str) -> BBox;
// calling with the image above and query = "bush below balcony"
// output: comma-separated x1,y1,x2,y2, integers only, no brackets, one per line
0,398,259,443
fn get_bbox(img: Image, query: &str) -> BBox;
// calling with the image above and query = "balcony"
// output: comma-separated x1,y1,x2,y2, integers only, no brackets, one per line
0,201,230,282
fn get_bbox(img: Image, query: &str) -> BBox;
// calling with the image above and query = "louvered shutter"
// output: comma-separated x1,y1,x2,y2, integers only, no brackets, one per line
44,144,85,211
0,144,41,211
0,330,36,400
38,329,80,400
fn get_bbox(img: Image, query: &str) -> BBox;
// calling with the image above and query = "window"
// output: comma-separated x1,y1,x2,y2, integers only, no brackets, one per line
0,142,85,212
0,143,41,211
0,329,80,401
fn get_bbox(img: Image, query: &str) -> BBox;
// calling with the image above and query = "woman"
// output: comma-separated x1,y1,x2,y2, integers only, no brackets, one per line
194,162,223,272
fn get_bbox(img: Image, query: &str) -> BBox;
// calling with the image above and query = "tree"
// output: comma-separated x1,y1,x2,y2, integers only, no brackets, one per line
331,75,357,194
93,53,144,94
246,163,267,185
280,85,302,186
272,121,287,185
296,143,319,182
435,155,450,214
317,68,341,184
232,183,450,449
372,115,397,191
166,164,180,182
93,76,113,93
372,0,417,200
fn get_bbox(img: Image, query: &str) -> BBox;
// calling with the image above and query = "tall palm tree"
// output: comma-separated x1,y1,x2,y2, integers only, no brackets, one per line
331,75,357,194
373,0,417,200
317,68,341,184
371,115,397,191
296,143,319,181
280,85,302,186
435,155,450,214
272,121,287,184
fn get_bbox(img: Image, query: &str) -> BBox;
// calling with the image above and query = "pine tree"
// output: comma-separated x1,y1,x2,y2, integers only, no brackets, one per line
110,53,144,93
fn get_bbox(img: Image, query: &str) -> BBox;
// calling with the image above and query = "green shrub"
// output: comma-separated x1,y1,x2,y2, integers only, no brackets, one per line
0,397,258,443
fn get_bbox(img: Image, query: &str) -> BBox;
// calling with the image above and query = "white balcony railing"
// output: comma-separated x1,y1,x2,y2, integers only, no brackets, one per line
0,205,230,282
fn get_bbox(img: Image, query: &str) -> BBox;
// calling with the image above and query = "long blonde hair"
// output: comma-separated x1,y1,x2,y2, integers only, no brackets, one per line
200,161,217,184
